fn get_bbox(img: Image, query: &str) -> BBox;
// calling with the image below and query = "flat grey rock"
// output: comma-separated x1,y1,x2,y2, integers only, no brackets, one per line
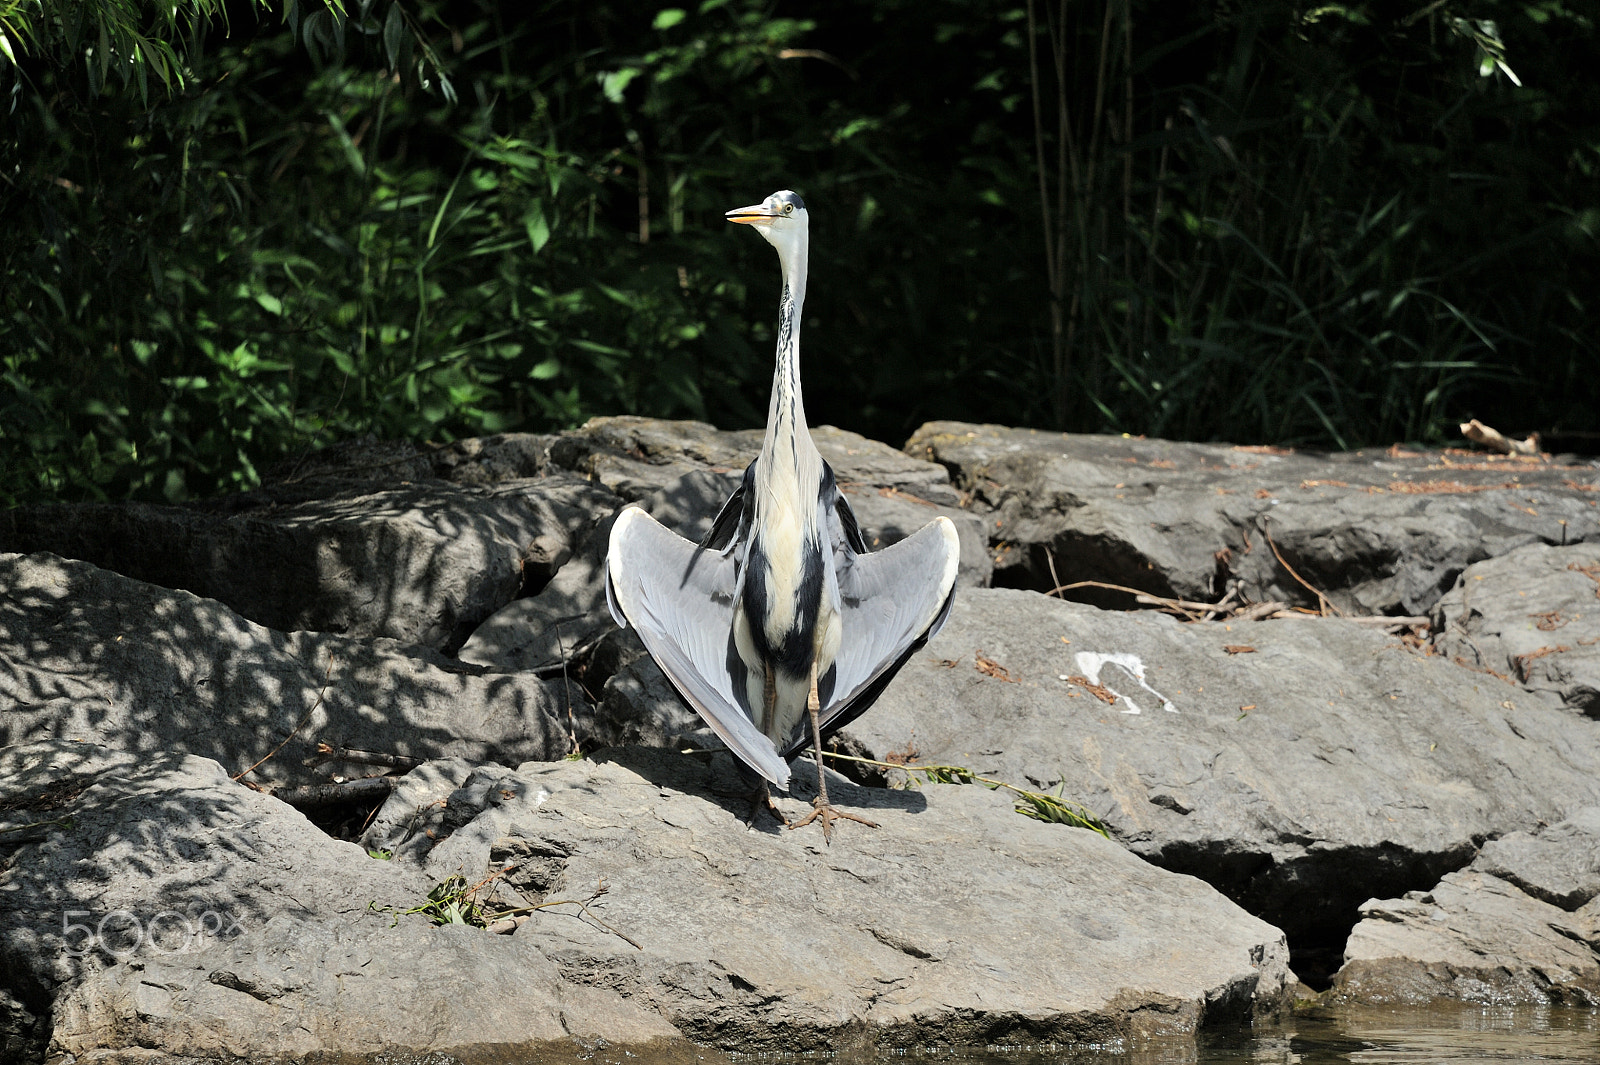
0,474,616,654
834,588,1600,944
0,740,678,1063
1433,542,1600,717
365,746,1294,1049
907,421,1600,615
0,553,578,785
1475,807,1600,910
1331,808,1600,1005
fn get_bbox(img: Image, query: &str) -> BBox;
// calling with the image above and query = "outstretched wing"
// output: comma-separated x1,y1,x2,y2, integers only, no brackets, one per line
606,504,792,789
792,482,960,758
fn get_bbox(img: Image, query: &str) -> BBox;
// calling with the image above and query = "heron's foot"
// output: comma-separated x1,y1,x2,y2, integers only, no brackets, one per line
748,784,790,829
788,796,879,843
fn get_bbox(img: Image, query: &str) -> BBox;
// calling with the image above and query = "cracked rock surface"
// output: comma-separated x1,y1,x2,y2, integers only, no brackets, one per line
828,588,1600,948
8,416,1600,1055
1433,541,1600,718
907,421,1600,616
1331,808,1600,1006
0,740,1292,1062
362,746,1294,1051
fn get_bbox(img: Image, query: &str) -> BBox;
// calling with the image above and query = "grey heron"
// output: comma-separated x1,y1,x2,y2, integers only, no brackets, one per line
605,189,960,839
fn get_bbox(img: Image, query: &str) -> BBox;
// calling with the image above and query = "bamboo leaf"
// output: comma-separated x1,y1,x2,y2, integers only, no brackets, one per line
383,2,403,69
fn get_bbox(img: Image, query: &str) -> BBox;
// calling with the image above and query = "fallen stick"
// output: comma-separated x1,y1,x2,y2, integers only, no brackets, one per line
1260,524,1342,617
487,914,531,935
1051,579,1228,619
1200,585,1240,622
1264,612,1429,629
1460,418,1540,457
302,743,424,770
1134,592,1236,613
269,776,394,808
1231,601,1288,622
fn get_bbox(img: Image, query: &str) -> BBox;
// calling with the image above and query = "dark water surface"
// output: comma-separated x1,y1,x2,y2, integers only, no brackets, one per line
1191,1004,1600,1064
536,1005,1599,1065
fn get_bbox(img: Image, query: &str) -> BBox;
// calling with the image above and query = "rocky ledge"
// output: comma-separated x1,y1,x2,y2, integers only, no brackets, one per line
2,417,1598,1061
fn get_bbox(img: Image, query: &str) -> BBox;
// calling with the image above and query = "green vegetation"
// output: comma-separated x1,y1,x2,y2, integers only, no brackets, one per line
822,750,1109,836
3,1,1595,505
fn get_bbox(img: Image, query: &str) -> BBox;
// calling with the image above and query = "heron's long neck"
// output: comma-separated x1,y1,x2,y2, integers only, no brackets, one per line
761,242,812,471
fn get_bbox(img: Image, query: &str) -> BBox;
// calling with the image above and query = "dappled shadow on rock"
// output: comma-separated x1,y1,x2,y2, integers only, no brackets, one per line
0,552,575,788
0,740,425,1045
0,740,681,1061
0,471,618,655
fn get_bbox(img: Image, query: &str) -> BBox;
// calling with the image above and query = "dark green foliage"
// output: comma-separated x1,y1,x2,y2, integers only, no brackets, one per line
2,0,1595,505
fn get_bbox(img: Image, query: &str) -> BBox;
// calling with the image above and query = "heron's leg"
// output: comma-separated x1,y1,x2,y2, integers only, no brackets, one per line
788,665,878,842
743,665,788,827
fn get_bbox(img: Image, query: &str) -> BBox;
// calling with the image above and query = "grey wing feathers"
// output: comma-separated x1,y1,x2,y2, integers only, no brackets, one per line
606,505,792,788
803,490,961,755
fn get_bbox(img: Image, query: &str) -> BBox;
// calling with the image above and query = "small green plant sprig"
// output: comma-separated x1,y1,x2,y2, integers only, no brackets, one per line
821,751,1109,838
370,873,642,949
406,875,483,927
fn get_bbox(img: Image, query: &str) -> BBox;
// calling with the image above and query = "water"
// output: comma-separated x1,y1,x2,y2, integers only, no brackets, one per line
540,1005,1600,1065
1195,1004,1600,1064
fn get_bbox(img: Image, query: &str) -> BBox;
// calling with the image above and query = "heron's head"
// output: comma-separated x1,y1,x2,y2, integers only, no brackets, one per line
726,190,807,255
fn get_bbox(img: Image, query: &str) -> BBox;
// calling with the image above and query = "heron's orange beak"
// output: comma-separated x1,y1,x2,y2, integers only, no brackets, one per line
726,203,780,227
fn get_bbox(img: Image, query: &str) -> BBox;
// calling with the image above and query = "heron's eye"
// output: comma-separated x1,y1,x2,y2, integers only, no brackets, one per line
783,203,794,215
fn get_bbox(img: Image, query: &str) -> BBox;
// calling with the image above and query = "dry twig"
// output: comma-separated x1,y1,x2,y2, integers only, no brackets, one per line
1460,418,1541,457
302,743,423,770
1259,524,1342,617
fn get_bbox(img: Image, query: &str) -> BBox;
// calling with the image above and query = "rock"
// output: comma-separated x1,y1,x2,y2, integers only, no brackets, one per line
584,646,704,753
260,432,557,489
356,757,480,862
907,422,1600,616
0,553,578,785
0,740,679,1062
1433,542,1600,718
0,475,618,654
458,496,656,675
0,989,44,1065
1331,808,1600,1006
1476,808,1600,910
825,588,1600,948
462,416,993,674
428,432,559,485
364,746,1294,1048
